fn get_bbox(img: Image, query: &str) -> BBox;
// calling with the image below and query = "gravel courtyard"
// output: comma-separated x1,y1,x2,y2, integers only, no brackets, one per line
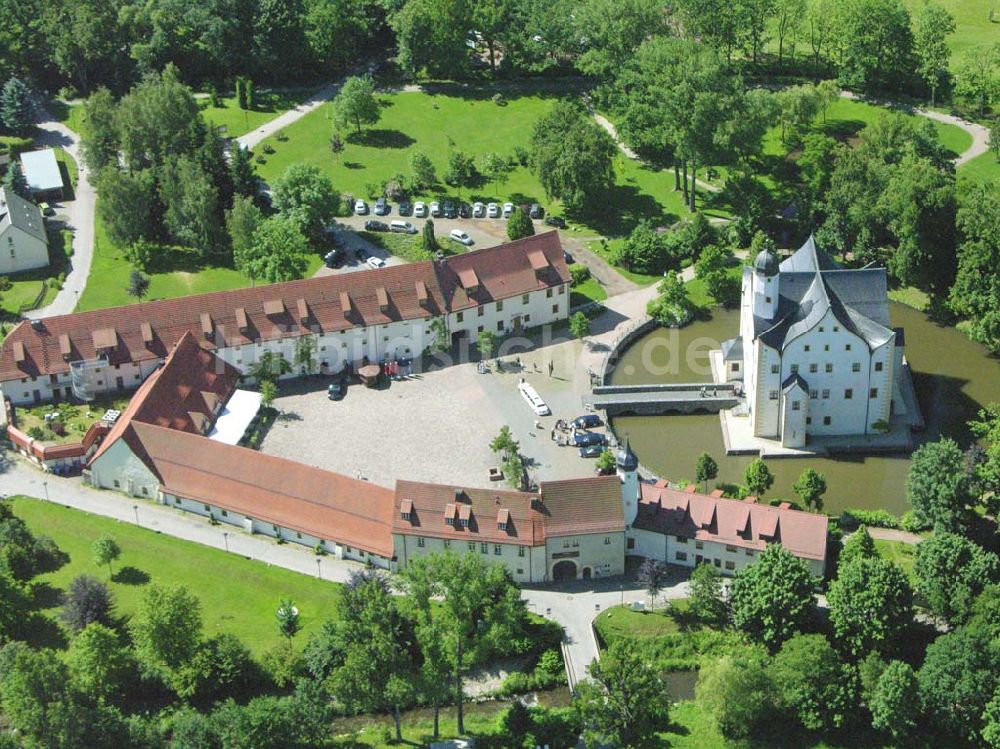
259,340,609,490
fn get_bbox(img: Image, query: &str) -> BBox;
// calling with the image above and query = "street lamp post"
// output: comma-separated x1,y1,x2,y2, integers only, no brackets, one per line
42,481,49,502
223,532,229,553
316,558,322,579
132,505,139,526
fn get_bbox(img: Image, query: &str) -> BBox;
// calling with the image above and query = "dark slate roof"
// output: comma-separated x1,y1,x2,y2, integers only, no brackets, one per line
721,337,743,361
782,373,808,393
753,237,894,351
0,187,46,241
753,249,780,276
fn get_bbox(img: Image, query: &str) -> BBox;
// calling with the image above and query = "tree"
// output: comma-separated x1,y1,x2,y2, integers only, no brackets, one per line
130,583,203,676
92,534,121,579
646,273,692,327
421,218,438,254
248,351,291,386
235,216,309,284
226,194,263,262
638,557,668,608
329,571,413,742
907,438,974,533
696,648,778,741
695,453,718,493
115,65,202,170
771,634,852,731
836,0,916,93
776,84,821,147
271,163,340,243
827,555,912,657
0,76,33,134
507,207,534,241
838,525,876,569
477,329,496,359
2,161,30,200
293,335,316,375
913,532,1000,624
572,0,666,79
66,623,133,703
229,145,258,198
0,570,30,643
531,101,616,216
949,182,1000,353
479,151,511,192
259,380,277,410
443,150,475,193
329,132,345,162
613,221,670,275
914,2,955,106
744,458,774,497
126,269,150,303
595,449,617,475
96,168,157,248
984,689,1000,749
774,0,806,67
276,598,300,642
954,44,1000,117
569,311,590,340
491,426,521,457
399,552,527,735
391,0,471,79
870,660,921,742
575,639,670,748
409,151,437,189
729,543,817,650
695,246,739,307
0,645,83,746
688,562,727,625
60,574,115,633
792,468,827,510
331,75,380,135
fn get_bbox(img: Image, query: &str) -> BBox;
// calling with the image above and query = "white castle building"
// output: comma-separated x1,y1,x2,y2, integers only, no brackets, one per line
721,237,905,448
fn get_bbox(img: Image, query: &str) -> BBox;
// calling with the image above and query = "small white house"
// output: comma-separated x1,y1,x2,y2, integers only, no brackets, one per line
0,187,49,275
19,149,64,200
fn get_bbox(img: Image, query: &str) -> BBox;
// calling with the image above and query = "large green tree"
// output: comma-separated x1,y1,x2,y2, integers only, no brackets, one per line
95,169,158,247
66,622,134,703
949,182,1000,353
572,0,666,79
331,75,380,135
575,639,671,748
906,437,974,533
0,76,33,134
696,647,778,742
159,154,222,253
235,216,309,284
271,163,340,244
913,2,955,106
129,583,203,677
729,543,817,650
770,633,853,731
870,660,921,743
827,555,912,657
913,532,1000,624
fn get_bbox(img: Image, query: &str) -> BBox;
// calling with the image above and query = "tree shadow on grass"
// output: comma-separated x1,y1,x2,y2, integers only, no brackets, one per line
820,118,868,142
31,580,65,609
20,612,67,650
112,566,150,585
347,129,416,149
142,246,234,276
343,161,365,170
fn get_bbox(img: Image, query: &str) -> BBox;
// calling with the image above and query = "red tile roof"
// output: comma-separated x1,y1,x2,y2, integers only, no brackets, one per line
633,483,827,562
1,232,569,382
131,423,396,557
536,476,626,537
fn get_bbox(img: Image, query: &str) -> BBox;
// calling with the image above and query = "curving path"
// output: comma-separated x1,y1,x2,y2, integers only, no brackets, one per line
31,107,96,319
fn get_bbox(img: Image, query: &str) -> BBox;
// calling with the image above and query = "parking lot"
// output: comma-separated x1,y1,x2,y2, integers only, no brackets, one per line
258,337,613,491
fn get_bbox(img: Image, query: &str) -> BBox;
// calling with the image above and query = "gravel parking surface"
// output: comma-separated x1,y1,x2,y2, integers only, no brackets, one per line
260,340,609,490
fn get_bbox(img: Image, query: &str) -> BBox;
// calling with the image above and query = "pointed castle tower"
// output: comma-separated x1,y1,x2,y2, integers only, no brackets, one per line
616,436,639,526
751,246,780,320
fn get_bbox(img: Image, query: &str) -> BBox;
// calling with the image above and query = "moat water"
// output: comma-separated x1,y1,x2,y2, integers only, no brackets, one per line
609,304,1000,516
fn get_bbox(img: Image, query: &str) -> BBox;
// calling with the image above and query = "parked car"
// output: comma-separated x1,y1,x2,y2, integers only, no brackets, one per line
573,431,607,447
518,381,551,416
39,202,54,216
459,202,472,218
374,197,389,215
449,229,474,246
472,202,486,218
429,201,442,217
502,202,514,218
443,201,457,218
414,201,428,217
486,202,500,218
563,250,573,263
399,200,413,216
354,199,368,215
390,220,417,234
574,413,602,429
323,249,344,268
366,256,386,269
327,380,346,400
579,445,604,458
544,216,566,228
529,203,544,219
364,220,389,232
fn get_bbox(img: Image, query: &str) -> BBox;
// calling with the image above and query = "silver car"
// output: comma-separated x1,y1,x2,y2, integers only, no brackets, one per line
502,202,515,218
486,202,500,218
414,201,428,217
472,202,485,218
354,199,368,215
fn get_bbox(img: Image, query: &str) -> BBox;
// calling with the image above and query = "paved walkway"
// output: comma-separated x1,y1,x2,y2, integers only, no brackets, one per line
31,108,95,318
839,90,989,166
866,527,925,545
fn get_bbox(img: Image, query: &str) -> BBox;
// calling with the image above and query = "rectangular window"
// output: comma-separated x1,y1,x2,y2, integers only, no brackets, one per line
221,510,228,517
604,537,611,545
809,363,818,374
804,345,811,352
296,532,302,539
174,496,181,504
518,546,525,557
559,284,566,294
445,517,455,526
496,300,503,312
459,518,469,528
746,548,754,556
765,296,772,303
825,363,833,373
552,304,559,314
852,362,861,372
790,363,799,374
725,560,735,571
809,389,818,399
203,504,210,512
522,294,529,305
824,344,830,352
844,388,853,399
733,362,740,372
627,537,636,550
806,417,812,425
833,326,840,332
480,542,488,554
819,326,824,332
675,551,688,562
875,361,883,372
456,311,464,323
822,389,830,399
676,536,688,544
792,400,801,411
546,288,553,298
496,321,504,332
846,344,852,351
272,525,279,533
824,416,832,426
725,545,737,553
870,388,878,399
695,541,704,550
769,390,779,400
477,306,484,317
494,544,501,555
444,539,451,549
713,559,721,568
771,364,779,374
468,542,476,551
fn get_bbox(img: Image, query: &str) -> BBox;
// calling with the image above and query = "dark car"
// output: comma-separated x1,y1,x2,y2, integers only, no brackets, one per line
374,197,389,215
544,216,566,228
327,380,346,400
364,220,389,232
323,248,344,268
355,246,369,262
443,200,457,218
578,445,604,458
563,250,573,263
398,200,413,216
574,413,602,429
573,431,607,447
458,202,472,218
529,203,544,219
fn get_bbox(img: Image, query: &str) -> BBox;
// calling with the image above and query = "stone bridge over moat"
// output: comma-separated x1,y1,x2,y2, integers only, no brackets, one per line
585,382,741,416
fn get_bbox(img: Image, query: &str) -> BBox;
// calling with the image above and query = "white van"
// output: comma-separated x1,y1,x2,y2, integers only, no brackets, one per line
390,220,417,234
518,381,551,416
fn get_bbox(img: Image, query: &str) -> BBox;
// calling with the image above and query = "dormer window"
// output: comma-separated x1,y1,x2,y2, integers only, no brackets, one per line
400,498,413,521
497,508,509,531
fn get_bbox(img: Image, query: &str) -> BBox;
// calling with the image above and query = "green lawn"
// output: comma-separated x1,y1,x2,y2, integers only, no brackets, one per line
958,149,1000,184
570,276,607,307
874,538,918,581
14,395,131,444
76,214,323,312
888,285,931,311
9,496,342,655
593,603,689,638
0,229,71,326
900,0,1000,63
586,238,663,286
199,87,316,138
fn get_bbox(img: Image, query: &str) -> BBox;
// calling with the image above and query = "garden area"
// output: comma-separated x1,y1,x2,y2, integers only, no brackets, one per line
0,227,73,328
198,86,317,138
13,395,131,444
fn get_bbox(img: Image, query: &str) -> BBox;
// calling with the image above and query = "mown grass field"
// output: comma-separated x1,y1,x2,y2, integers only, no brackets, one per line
958,149,1000,184
9,496,342,655
900,0,1000,63
75,215,323,312
199,87,316,138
